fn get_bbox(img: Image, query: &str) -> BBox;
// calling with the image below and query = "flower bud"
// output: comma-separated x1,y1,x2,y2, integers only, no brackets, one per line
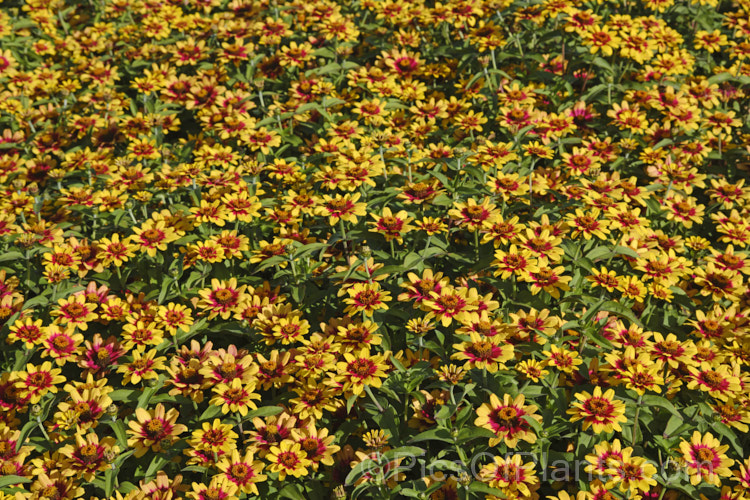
458,470,471,486
159,438,173,451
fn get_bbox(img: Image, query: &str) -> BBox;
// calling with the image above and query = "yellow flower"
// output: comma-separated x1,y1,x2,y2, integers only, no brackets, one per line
604,447,657,494
343,282,392,317
679,431,734,486
475,393,541,447
567,386,628,433
126,404,187,458
316,193,368,225
217,448,267,495
266,440,313,479
335,347,390,395
210,378,261,416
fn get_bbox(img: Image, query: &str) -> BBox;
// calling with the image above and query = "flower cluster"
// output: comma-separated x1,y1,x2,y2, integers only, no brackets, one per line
1,0,750,499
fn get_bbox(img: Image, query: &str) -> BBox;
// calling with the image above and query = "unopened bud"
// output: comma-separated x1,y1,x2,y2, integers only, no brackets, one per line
31,404,43,417
106,404,118,418
360,245,372,258
458,470,471,486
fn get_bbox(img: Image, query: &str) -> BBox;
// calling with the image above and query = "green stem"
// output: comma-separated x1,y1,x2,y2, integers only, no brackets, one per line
632,394,643,448
339,219,348,256
474,230,480,261
422,235,432,258
365,385,384,412
37,417,51,442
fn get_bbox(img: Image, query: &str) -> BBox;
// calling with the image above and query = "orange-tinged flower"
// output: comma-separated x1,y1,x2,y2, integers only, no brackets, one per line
266,440,313,480
451,332,514,373
679,431,734,486
157,302,194,335
121,320,164,352
217,448,267,495
15,361,66,404
210,378,261,416
567,386,627,433
197,278,248,320
8,318,47,349
543,345,583,374
604,447,658,494
59,432,118,482
369,207,414,243
424,286,479,327
51,295,98,331
583,25,621,55
586,266,621,292
292,422,341,470
449,197,499,232
316,193,368,225
523,259,571,298
118,349,166,385
566,208,610,240
343,282,392,317
475,393,541,447
479,454,538,497
687,363,741,401
335,347,390,395
492,245,538,280
131,220,178,257
187,476,239,500
127,403,187,457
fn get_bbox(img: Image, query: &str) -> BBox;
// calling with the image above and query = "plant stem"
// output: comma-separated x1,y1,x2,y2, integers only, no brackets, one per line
474,230,479,260
632,394,643,448
365,385,384,412
422,235,432,258
339,219,348,255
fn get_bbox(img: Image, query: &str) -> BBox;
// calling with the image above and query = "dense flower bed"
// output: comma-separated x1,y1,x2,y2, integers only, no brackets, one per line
1,0,750,498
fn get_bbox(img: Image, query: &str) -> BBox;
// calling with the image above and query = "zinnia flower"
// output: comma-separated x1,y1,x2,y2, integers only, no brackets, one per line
567,386,627,433
679,431,734,486
474,393,541,448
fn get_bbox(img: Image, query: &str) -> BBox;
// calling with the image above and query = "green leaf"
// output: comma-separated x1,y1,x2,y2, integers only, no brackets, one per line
468,481,507,497
381,446,424,464
457,427,495,444
108,389,140,403
136,378,163,409
0,476,31,488
144,454,170,479
711,422,744,457
242,406,284,422
199,404,223,421
408,428,453,444
15,420,38,453
600,300,643,327
0,251,24,263
105,467,117,498
344,456,378,486
641,395,681,418
278,484,307,500
106,420,129,450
